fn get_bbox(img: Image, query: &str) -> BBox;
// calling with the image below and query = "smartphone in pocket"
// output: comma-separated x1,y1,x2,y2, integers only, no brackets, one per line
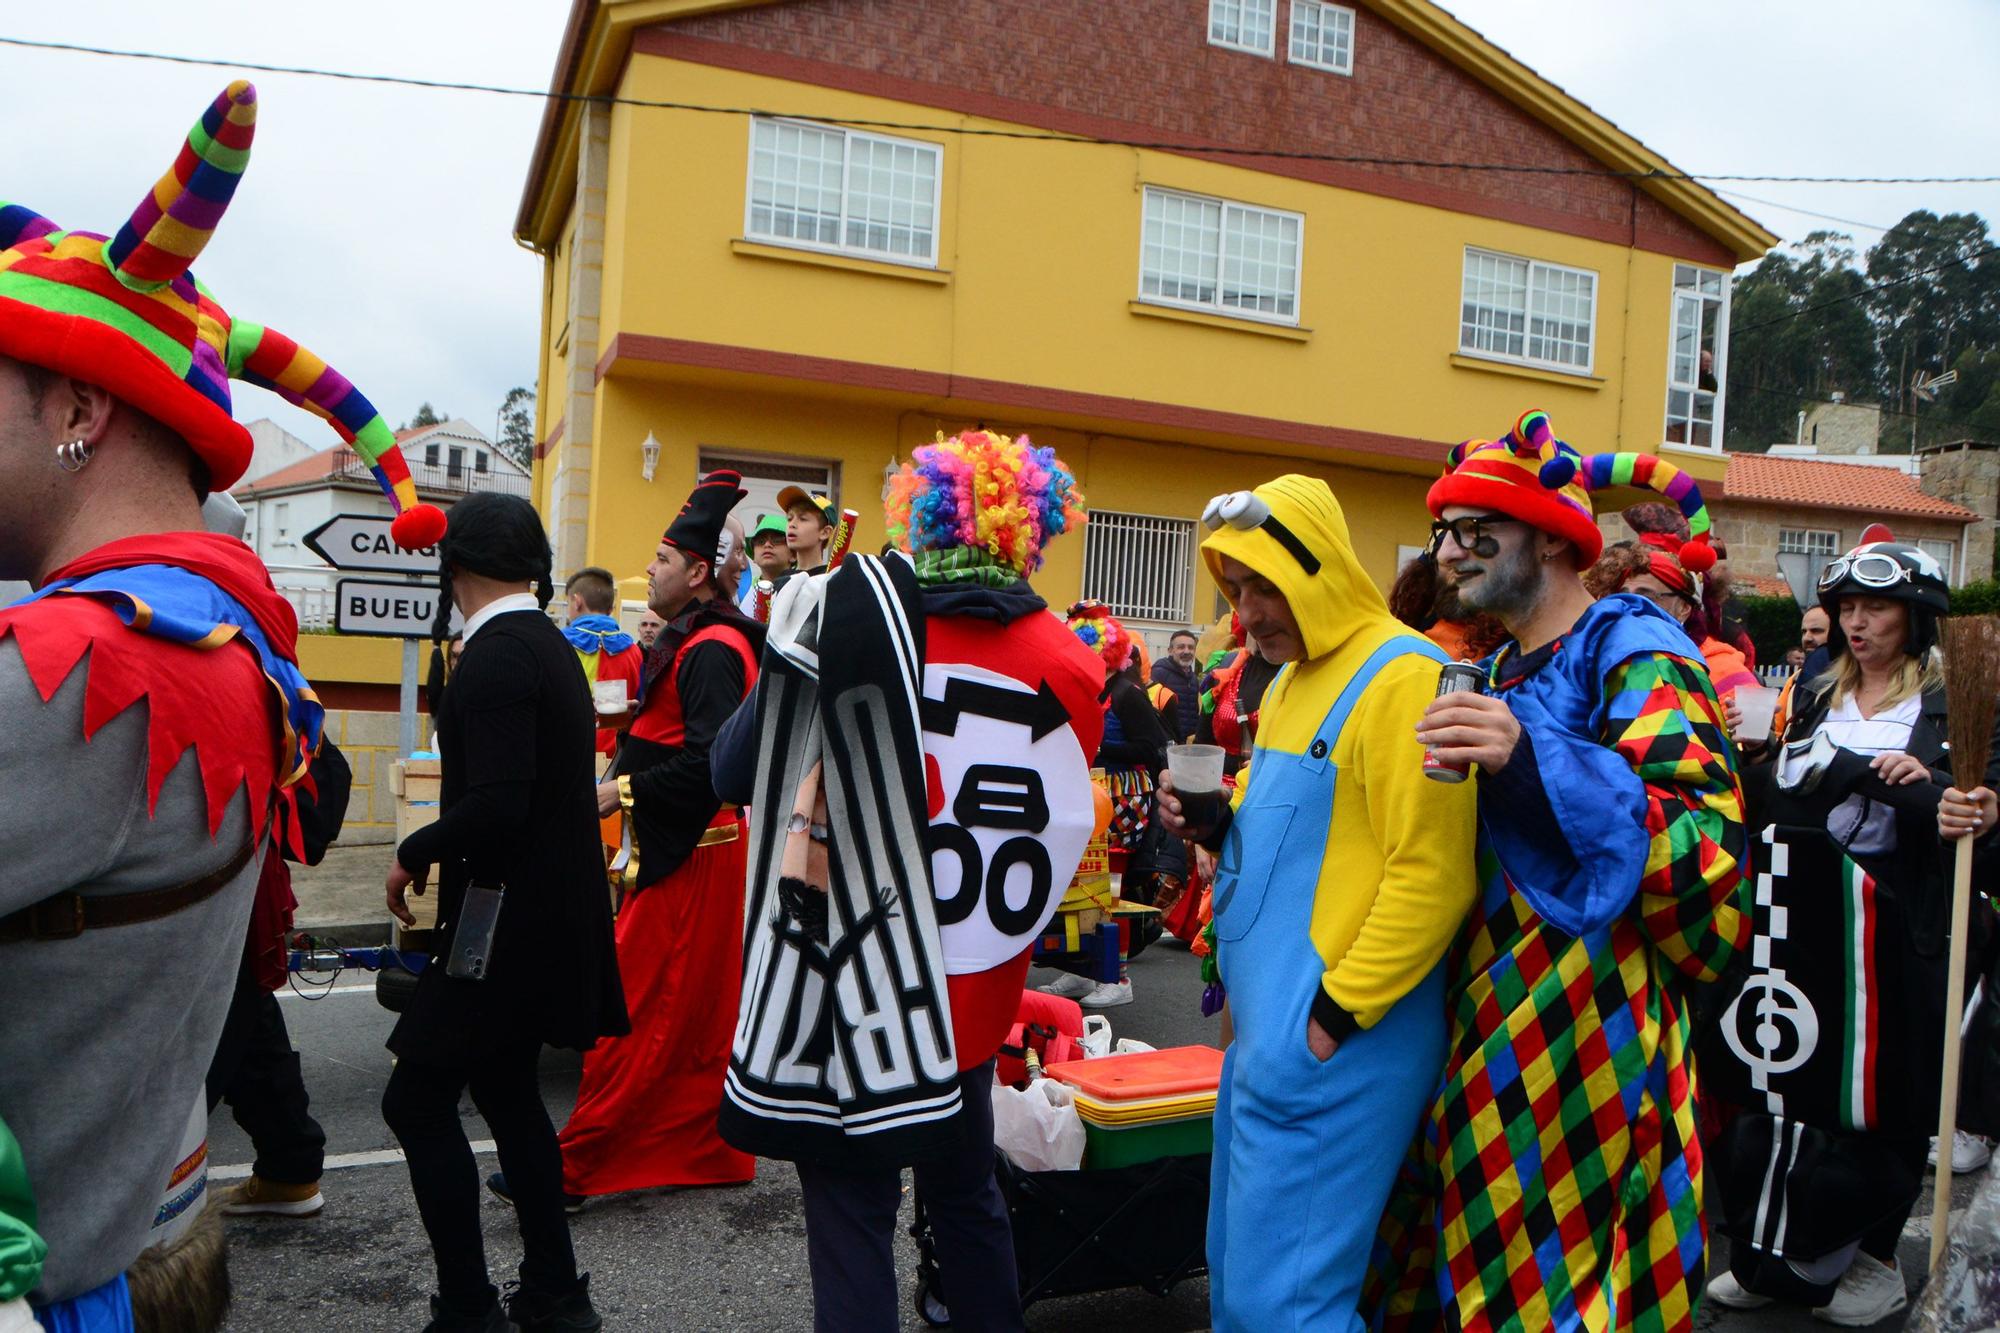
445,881,505,981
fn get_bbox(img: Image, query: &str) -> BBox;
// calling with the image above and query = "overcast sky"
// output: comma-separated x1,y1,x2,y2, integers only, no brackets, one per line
3,1,1995,451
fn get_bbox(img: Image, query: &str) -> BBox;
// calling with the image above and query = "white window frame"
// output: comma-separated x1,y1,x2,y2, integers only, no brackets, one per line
1663,263,1731,453
1288,0,1356,74
1457,246,1599,376
1918,537,1960,585
1778,528,1841,559
744,116,943,269
1208,0,1277,56
1138,186,1304,326
1082,509,1198,626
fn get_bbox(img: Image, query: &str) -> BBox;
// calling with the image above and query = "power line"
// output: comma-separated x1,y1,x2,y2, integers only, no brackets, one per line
5,33,2000,185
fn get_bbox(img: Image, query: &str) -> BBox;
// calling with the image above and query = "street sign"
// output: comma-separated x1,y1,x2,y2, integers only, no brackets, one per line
303,513,441,575
335,578,461,639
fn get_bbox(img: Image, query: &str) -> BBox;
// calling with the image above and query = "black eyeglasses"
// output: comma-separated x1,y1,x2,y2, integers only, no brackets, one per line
1428,514,1522,558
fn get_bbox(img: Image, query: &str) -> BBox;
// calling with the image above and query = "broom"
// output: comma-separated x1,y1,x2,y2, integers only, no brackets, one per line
1929,613,2000,1271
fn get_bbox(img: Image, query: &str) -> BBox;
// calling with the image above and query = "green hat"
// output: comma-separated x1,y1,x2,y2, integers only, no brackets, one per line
749,512,788,542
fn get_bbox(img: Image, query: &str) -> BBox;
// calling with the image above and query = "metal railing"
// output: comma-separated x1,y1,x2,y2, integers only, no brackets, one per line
330,448,530,498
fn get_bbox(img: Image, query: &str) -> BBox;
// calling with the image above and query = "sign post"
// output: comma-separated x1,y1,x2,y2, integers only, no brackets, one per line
305,514,456,760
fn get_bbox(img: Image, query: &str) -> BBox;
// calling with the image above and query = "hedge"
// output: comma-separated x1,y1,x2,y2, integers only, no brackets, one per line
1734,581,2000,664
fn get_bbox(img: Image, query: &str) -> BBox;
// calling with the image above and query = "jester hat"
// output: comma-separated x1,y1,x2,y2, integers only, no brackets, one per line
0,81,446,549
885,429,1085,575
1426,409,1715,573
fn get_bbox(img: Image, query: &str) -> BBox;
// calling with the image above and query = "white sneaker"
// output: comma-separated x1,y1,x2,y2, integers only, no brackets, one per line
1705,1269,1772,1310
1036,972,1097,1000
1929,1130,1993,1175
1079,979,1133,1009
1812,1251,1906,1327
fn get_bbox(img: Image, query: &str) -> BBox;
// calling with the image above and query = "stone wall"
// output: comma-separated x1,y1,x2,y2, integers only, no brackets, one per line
321,708,412,846
1920,443,2000,581
1595,500,1972,588
1801,401,1883,455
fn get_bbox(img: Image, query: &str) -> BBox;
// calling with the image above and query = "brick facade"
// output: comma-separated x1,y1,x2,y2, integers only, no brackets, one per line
646,0,1732,265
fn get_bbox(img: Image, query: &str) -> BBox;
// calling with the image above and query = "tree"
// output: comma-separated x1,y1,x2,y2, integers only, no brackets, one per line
400,402,447,430
1865,211,1998,415
1724,233,1879,449
495,386,536,470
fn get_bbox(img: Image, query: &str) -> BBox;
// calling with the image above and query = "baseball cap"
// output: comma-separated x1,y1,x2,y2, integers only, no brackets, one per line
776,486,835,525
749,512,788,543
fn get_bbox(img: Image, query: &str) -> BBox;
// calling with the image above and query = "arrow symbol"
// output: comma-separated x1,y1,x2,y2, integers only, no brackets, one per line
921,677,1068,741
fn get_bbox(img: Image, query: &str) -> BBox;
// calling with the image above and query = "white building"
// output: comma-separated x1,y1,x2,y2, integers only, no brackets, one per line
233,419,530,626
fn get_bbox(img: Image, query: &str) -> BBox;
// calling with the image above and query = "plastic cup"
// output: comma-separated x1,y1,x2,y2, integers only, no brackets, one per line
1167,744,1227,828
593,679,629,715
1732,684,1779,743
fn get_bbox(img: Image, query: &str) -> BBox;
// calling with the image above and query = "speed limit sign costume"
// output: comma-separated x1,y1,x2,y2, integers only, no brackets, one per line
0,83,438,1329
1194,475,1478,1332
717,430,1102,1331
1366,414,1750,1333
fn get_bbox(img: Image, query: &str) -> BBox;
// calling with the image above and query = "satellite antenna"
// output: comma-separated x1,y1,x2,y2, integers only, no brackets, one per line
1911,368,1959,403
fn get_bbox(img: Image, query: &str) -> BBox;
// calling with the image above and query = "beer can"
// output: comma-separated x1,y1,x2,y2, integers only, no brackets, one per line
1423,660,1486,784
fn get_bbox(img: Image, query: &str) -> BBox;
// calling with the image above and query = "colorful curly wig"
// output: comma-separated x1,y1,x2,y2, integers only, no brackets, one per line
1065,599,1133,673
885,429,1085,574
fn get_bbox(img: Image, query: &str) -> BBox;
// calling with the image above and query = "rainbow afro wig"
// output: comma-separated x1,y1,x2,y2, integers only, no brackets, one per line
885,429,1084,574
1065,599,1133,673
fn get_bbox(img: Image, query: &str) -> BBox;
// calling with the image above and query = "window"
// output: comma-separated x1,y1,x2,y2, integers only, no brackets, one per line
1778,528,1840,559
475,451,489,474
746,118,941,265
1918,538,1958,583
1459,247,1597,373
447,446,464,478
424,443,439,467
1140,187,1302,323
1289,0,1355,73
272,501,290,547
1082,510,1197,624
1665,264,1729,450
698,450,837,533
1209,0,1276,55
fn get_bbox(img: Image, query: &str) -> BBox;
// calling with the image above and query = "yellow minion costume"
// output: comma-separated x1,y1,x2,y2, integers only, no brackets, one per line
1199,476,1477,1332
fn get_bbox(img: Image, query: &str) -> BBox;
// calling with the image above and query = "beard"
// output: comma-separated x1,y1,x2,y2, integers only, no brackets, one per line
1453,541,1539,620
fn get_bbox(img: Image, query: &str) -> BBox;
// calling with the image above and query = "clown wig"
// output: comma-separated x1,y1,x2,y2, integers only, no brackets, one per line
1065,599,1134,673
886,429,1084,574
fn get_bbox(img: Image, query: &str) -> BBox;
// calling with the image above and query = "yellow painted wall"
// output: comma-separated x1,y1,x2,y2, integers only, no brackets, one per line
590,55,1724,470
582,378,1438,617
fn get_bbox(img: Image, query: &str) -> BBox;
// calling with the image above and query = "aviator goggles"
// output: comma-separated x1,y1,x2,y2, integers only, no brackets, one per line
1203,491,1322,575
1817,552,1914,593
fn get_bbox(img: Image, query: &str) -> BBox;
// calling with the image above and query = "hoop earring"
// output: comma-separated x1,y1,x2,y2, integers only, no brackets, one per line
55,438,94,472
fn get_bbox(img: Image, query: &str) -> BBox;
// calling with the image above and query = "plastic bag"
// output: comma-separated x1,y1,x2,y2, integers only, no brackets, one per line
1080,1014,1115,1059
1113,1037,1157,1055
991,1078,1086,1172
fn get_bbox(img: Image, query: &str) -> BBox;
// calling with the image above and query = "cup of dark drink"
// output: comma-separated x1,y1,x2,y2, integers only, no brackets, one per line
1166,743,1227,832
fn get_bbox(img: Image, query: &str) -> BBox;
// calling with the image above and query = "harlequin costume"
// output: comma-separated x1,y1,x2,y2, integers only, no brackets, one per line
562,614,642,755
1364,411,1749,1333
715,430,1104,1330
1194,476,1479,1331
0,82,439,1328
556,470,765,1194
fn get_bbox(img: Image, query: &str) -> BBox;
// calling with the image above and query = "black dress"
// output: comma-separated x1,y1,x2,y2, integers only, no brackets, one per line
389,609,628,1063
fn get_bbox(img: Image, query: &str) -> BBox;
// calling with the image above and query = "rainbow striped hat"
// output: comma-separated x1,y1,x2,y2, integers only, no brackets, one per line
0,81,445,549
1426,409,1715,571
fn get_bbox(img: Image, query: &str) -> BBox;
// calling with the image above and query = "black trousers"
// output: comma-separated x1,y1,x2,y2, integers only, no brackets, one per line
382,1039,578,1313
205,958,326,1184
795,1061,1022,1333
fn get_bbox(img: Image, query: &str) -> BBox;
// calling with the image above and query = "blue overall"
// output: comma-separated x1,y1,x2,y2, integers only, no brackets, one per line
1207,641,1448,1332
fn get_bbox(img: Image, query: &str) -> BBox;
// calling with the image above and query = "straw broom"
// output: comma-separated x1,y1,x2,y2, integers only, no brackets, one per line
1929,614,2000,1271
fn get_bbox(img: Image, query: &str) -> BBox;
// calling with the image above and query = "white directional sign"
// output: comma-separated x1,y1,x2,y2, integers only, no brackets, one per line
303,513,441,575
335,579,461,639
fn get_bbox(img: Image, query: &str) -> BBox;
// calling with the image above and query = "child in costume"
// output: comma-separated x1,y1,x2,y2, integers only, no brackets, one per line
715,430,1104,1332
562,565,643,755
1368,411,1748,1333
1157,475,1478,1332
0,82,440,1331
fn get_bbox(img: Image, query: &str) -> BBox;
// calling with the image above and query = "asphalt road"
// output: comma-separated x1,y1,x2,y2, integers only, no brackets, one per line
213,939,1979,1331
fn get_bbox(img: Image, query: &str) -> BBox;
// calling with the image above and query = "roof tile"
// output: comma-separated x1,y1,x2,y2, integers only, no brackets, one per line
1723,453,1979,523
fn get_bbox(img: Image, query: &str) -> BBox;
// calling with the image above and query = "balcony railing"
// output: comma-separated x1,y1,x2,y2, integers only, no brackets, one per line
329,447,530,498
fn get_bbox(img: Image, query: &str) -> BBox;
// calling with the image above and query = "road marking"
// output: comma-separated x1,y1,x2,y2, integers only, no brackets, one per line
276,982,380,999
212,1140,497,1182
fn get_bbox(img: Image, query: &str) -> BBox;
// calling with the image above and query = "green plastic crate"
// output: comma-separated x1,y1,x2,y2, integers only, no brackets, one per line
1082,1115,1213,1169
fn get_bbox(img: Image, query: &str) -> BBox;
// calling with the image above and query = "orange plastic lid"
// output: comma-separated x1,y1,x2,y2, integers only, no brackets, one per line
1043,1045,1225,1100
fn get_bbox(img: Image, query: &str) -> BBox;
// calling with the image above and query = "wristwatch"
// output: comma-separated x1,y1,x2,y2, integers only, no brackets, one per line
786,811,830,842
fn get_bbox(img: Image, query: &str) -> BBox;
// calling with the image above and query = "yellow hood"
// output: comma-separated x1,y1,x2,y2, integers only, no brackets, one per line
1200,474,1391,662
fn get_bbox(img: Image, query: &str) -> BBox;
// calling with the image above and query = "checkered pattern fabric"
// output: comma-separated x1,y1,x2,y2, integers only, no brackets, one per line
1365,652,1748,1332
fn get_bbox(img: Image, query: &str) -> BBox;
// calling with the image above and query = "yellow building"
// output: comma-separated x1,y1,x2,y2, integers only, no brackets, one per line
516,0,1774,633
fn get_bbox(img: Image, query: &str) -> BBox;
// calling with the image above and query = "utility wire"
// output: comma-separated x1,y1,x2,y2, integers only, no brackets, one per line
4,33,2000,185
1729,241,2000,337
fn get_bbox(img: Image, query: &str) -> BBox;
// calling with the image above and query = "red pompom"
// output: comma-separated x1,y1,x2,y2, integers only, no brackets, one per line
1679,537,1717,573
391,504,448,552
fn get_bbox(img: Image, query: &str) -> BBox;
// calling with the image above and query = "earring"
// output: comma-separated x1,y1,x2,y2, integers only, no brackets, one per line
55,438,94,472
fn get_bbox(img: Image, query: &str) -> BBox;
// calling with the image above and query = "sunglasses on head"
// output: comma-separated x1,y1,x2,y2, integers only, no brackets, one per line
1818,552,1913,593
1427,513,1522,559
1203,491,1321,575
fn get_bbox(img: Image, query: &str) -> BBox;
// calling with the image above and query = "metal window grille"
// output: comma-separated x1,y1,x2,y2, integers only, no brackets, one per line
748,118,940,264
1289,0,1354,72
1083,511,1196,624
